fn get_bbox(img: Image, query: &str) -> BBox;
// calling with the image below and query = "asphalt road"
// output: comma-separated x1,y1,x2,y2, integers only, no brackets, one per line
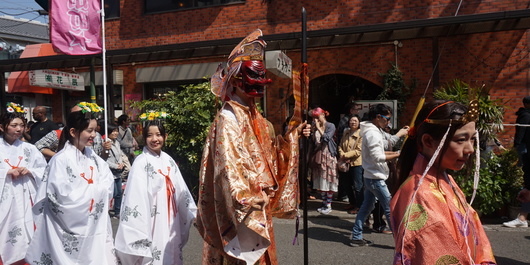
112,200,530,264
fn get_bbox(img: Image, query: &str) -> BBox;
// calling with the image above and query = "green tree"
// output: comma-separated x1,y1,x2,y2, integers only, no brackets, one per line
130,80,217,195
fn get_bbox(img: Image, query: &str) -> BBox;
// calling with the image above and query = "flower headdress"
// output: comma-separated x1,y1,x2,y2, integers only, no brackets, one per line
76,102,104,119
139,111,170,122
6,102,26,114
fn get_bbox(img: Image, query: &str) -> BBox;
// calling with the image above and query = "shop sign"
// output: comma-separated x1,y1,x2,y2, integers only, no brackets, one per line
265,50,292,79
29,69,85,91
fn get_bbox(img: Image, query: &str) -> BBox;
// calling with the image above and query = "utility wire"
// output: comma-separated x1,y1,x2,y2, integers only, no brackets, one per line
0,10,39,16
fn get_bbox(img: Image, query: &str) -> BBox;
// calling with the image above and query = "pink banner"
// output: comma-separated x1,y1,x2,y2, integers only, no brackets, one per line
51,0,102,55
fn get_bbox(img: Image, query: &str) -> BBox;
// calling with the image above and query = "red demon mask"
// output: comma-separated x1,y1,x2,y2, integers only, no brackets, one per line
235,60,272,97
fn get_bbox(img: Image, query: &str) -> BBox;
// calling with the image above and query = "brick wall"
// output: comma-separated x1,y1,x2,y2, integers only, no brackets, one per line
105,0,530,146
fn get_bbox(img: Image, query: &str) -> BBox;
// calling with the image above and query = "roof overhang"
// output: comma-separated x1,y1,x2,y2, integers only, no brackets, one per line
1,9,530,73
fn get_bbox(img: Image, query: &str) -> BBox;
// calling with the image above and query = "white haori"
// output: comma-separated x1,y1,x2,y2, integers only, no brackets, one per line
0,137,47,264
26,142,118,265
115,147,197,265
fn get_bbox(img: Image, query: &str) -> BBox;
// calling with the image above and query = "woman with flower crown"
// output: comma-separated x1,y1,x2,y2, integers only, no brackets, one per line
0,103,47,265
391,100,496,265
114,112,197,265
26,103,118,265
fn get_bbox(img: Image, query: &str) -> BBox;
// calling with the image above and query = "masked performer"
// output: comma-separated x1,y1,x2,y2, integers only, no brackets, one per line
196,29,309,265
391,100,496,265
115,112,197,265
26,103,118,265
0,103,47,265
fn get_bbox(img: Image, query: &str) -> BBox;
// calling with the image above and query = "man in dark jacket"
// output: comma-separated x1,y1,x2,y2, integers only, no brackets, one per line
504,96,530,228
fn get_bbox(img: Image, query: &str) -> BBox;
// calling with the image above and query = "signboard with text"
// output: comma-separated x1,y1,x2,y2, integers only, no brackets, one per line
29,69,85,91
265,50,292,79
354,100,399,129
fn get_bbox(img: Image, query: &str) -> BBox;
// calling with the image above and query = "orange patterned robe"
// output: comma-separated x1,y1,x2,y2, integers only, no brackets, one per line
390,155,496,265
196,100,300,265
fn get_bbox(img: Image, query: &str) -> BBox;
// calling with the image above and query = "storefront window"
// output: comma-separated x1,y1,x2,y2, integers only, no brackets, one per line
145,0,244,14
105,0,120,19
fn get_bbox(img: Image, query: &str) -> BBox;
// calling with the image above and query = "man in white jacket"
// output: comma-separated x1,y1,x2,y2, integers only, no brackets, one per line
349,104,400,247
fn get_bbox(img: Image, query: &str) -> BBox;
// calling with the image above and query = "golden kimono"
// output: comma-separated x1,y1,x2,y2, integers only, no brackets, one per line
196,100,300,265
390,155,496,265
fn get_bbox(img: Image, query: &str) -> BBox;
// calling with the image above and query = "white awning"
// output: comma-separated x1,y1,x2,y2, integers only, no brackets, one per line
136,62,222,83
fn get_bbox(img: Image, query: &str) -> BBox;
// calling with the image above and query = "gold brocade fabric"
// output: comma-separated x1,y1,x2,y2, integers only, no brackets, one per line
196,100,301,265
390,155,496,265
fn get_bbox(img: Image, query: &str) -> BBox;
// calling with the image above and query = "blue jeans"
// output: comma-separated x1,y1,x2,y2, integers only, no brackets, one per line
351,178,392,240
113,177,123,215
350,166,364,209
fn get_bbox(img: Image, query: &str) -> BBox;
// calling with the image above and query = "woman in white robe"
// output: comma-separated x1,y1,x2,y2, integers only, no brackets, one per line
26,108,118,265
115,120,197,265
0,108,47,265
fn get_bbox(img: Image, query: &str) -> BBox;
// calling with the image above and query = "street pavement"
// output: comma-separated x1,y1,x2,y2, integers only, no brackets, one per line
112,199,530,264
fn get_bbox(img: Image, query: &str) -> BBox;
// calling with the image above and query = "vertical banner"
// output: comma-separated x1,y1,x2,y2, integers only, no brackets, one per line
51,0,102,55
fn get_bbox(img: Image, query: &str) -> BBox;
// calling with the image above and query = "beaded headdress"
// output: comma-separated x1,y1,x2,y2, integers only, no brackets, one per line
211,29,266,100
408,99,479,137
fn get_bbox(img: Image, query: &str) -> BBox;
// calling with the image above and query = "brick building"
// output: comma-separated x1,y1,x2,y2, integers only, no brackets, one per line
2,0,530,145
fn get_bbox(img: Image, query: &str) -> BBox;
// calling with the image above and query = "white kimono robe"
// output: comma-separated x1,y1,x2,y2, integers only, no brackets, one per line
115,147,197,265
0,137,47,264
26,142,117,265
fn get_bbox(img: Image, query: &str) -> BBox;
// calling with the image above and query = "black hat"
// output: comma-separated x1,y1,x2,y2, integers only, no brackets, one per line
523,96,530,104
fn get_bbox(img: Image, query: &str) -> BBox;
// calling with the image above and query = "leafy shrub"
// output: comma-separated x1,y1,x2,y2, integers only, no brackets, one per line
130,80,217,196
451,149,524,215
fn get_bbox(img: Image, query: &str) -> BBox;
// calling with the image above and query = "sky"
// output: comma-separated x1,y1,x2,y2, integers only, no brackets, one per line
1,0,48,24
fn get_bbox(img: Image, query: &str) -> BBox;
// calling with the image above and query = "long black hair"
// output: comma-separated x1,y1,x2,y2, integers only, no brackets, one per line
394,100,469,193
58,111,95,151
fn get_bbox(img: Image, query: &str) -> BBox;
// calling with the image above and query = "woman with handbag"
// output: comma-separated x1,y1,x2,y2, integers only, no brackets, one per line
338,115,363,214
310,107,338,215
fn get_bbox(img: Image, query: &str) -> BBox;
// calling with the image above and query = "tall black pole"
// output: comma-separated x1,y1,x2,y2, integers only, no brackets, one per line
302,8,307,63
301,6,309,265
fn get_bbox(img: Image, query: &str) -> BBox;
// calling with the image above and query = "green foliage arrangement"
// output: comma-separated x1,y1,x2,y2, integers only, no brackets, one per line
433,79,504,144
129,80,217,195
377,63,416,120
435,79,524,215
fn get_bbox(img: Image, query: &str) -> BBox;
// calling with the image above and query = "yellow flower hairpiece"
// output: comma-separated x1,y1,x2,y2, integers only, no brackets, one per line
6,102,26,114
76,102,104,114
139,111,170,121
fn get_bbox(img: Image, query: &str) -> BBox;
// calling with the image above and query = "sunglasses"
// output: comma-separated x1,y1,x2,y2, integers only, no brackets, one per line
380,114,391,121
